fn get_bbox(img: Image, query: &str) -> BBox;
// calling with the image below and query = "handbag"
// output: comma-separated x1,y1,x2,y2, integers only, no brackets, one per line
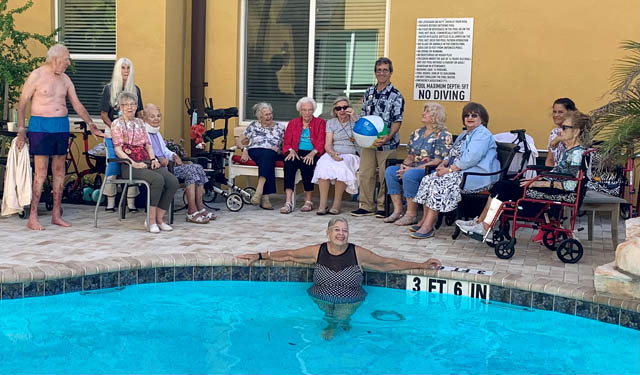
122,144,150,162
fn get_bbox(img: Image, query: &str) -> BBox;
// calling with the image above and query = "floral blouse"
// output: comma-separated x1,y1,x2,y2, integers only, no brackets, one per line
548,145,586,191
244,120,286,150
407,127,453,165
111,117,149,148
548,127,567,165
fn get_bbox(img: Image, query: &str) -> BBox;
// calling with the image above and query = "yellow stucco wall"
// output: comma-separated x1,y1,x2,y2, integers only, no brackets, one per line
388,0,640,145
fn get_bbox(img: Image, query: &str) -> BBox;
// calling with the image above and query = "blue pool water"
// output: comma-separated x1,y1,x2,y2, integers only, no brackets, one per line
0,281,637,374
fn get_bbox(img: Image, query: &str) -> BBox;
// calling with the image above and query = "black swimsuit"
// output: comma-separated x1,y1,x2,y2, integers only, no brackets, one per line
307,243,367,304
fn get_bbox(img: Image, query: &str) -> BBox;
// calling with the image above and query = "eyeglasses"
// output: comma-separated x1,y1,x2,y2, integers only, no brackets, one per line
121,103,137,107
561,125,574,131
463,113,480,119
375,69,390,74
334,105,350,111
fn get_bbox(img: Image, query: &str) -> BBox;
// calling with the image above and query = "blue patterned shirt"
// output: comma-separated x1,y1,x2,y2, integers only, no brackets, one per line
408,127,453,164
360,83,405,151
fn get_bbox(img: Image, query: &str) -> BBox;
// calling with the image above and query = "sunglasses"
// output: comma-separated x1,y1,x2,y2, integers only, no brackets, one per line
561,125,574,131
334,105,350,111
463,113,480,119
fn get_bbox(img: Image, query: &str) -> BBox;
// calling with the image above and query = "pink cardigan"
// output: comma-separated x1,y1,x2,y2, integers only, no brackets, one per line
282,116,326,155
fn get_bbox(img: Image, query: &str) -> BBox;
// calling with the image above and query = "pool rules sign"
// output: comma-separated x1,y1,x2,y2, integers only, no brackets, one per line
413,18,474,101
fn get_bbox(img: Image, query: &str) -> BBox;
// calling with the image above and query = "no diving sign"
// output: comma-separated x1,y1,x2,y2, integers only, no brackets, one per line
406,275,490,300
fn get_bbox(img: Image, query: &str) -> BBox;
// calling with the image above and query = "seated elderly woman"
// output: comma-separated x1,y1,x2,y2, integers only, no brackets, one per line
144,103,215,224
311,96,359,215
458,110,591,238
111,92,179,233
410,102,500,239
281,97,326,214
384,102,452,226
237,102,286,210
238,218,441,340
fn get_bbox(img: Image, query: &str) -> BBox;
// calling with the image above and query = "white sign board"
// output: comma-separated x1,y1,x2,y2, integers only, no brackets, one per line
413,18,474,101
406,275,490,300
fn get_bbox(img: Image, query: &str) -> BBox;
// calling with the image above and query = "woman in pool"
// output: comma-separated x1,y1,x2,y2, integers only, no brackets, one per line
238,217,441,340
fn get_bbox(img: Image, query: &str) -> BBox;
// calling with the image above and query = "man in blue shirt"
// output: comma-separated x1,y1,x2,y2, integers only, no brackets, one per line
352,57,405,217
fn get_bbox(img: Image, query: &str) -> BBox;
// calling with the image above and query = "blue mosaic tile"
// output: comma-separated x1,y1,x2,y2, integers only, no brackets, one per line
1,283,22,299
532,292,554,311
231,266,250,281
620,310,640,330
45,279,64,296
365,271,386,287
101,272,119,289
23,282,45,298
175,267,194,282
138,269,156,284
83,275,100,291
119,270,137,286
308,268,315,281
268,267,288,281
212,266,231,280
156,268,174,283
386,273,406,289
597,304,620,325
489,285,510,303
65,277,83,293
575,300,598,320
553,296,575,315
194,266,212,281
250,267,269,282
510,289,532,307
288,267,308,282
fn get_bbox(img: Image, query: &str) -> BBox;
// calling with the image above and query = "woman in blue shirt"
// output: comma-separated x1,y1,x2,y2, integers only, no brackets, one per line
411,102,500,239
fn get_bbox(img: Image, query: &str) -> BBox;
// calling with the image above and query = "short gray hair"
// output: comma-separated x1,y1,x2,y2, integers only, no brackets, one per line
252,102,273,118
46,44,68,62
296,97,317,112
327,217,348,229
117,91,138,106
331,96,351,118
423,102,447,132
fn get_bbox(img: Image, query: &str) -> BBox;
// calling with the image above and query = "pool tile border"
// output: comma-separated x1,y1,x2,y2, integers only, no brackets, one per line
0,255,639,331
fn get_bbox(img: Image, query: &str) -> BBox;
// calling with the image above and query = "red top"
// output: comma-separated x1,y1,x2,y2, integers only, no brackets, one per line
282,116,326,155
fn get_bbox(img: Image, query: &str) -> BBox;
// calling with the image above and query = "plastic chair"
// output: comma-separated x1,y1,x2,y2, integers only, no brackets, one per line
93,138,151,231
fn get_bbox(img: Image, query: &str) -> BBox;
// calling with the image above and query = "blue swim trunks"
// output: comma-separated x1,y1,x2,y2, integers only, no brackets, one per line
27,116,70,156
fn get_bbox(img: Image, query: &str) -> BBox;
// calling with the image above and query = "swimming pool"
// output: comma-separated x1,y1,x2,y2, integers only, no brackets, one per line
0,281,637,374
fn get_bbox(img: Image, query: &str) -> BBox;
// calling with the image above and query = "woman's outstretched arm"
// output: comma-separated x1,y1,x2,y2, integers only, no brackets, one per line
355,246,441,272
237,244,319,266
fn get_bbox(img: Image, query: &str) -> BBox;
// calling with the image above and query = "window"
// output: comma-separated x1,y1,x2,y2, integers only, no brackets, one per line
56,0,116,116
242,0,386,121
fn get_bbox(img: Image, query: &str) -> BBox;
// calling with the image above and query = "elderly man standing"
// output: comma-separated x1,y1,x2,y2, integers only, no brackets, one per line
351,57,405,217
15,44,102,230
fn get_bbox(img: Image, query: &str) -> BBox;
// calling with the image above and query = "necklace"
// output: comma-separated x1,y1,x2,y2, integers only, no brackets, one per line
338,119,355,144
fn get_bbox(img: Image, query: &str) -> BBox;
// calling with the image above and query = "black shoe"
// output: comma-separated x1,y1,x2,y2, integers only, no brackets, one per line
105,207,116,213
128,207,139,213
375,210,386,218
350,208,374,217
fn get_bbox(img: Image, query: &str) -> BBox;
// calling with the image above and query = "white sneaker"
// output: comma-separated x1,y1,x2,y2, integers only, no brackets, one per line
158,223,173,231
149,223,160,233
455,217,478,229
465,222,487,237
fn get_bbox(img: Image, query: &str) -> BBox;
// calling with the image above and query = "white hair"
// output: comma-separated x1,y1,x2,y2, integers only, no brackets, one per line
144,103,160,119
296,97,317,112
109,57,137,107
252,102,273,118
46,44,68,62
117,91,138,106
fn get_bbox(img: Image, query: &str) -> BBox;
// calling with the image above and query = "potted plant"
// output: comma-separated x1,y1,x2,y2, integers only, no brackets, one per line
0,0,58,125
591,40,640,168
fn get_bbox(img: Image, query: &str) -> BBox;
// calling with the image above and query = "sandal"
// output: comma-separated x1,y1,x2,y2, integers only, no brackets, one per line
394,215,418,226
383,213,403,223
328,208,341,215
317,207,328,215
186,211,210,224
300,201,314,212
198,208,217,221
280,202,293,214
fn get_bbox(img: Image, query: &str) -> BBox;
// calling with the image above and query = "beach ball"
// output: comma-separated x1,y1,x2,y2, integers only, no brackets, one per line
353,115,388,148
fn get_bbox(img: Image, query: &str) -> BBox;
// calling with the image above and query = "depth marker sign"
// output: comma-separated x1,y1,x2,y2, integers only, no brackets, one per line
413,18,474,101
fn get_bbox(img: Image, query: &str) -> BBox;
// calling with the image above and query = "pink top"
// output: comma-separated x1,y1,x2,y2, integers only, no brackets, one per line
111,117,150,148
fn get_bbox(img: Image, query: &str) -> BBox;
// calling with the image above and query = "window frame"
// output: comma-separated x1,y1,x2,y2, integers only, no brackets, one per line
54,0,117,125
238,0,390,124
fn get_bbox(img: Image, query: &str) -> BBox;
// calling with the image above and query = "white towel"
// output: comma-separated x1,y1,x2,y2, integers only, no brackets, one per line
2,138,32,216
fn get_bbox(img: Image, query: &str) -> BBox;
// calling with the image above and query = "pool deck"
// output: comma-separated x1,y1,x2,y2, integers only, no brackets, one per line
0,195,638,313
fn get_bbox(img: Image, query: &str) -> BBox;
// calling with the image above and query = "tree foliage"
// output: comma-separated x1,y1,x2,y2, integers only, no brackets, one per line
0,0,58,118
592,41,640,168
